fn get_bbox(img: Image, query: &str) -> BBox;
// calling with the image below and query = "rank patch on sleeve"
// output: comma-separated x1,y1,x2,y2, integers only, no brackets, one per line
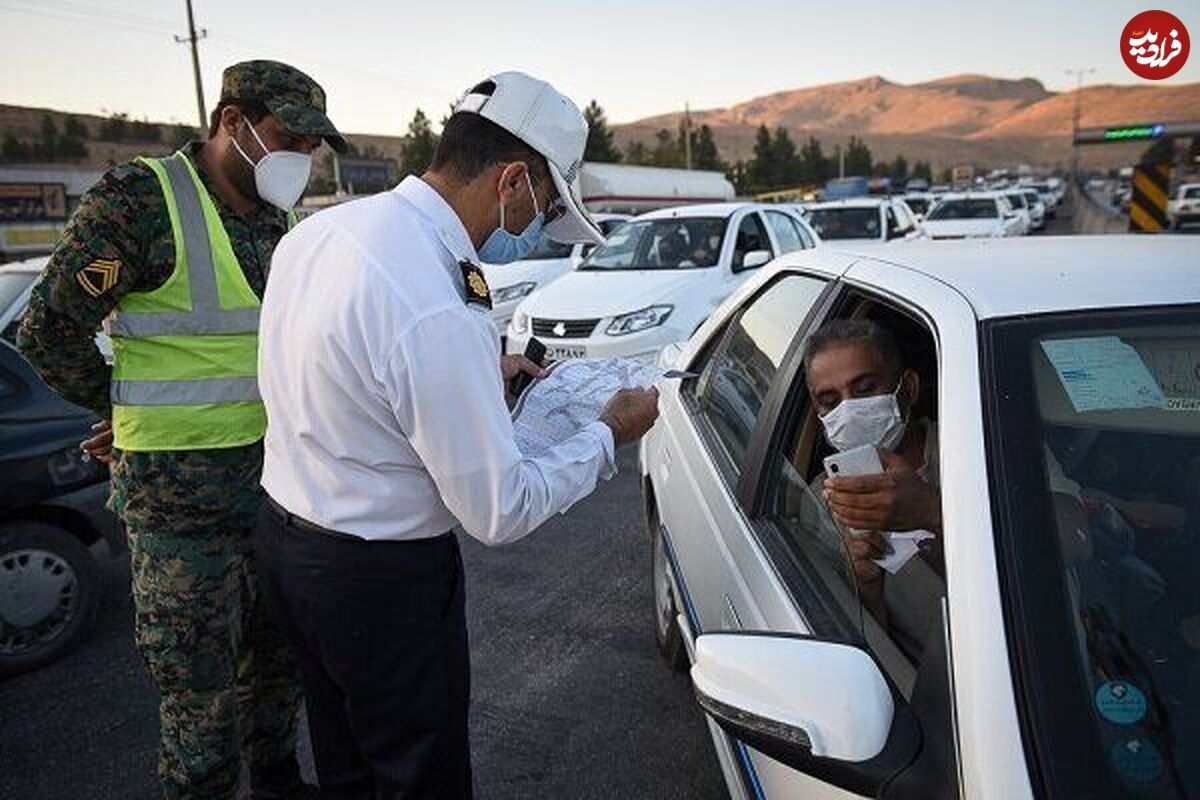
459,260,492,310
76,258,121,298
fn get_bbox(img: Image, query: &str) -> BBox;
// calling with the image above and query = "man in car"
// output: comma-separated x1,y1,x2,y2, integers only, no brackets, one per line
803,319,942,651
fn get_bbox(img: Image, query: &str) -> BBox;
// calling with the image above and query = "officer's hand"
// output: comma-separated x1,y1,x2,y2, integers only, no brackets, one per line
599,387,659,447
500,354,546,383
81,420,113,464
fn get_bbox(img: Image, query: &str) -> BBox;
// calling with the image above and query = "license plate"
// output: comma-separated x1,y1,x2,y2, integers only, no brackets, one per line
545,346,587,360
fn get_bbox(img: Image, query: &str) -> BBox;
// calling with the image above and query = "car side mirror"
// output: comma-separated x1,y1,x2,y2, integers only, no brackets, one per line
736,250,771,271
691,633,920,796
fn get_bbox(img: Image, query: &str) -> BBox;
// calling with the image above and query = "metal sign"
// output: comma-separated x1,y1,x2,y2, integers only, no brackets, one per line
1129,162,1171,233
0,183,68,222
1075,121,1200,144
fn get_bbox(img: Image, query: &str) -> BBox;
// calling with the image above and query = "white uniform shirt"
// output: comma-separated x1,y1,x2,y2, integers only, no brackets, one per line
258,176,616,543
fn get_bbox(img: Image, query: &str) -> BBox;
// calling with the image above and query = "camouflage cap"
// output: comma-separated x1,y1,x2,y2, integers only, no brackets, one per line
220,60,347,153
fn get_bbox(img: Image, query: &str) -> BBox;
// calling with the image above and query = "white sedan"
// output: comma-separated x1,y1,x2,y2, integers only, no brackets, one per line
481,213,630,338
505,203,817,363
803,197,925,246
922,192,1024,239
639,236,1199,799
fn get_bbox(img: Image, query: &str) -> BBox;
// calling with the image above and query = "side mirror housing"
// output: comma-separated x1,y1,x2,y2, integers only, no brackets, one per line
691,633,920,795
736,249,772,271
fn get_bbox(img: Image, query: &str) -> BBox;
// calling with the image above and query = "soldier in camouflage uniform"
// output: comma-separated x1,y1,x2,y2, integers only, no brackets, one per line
17,60,346,799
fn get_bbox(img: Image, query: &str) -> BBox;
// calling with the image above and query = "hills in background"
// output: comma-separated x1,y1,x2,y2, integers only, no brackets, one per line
2,73,1198,175
611,74,1200,170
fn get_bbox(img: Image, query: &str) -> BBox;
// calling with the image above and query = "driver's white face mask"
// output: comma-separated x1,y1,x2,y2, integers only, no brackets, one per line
231,120,312,211
819,382,908,452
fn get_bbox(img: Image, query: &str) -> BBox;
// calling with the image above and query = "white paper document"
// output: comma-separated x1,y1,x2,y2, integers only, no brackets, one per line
511,358,666,458
874,530,937,574
1040,336,1166,412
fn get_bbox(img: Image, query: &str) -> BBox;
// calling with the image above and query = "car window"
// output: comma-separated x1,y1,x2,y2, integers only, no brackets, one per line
519,236,574,261
806,206,882,240
731,213,773,269
688,275,828,476
926,199,1000,220
764,211,804,254
759,299,944,695
793,217,816,249
989,311,1200,799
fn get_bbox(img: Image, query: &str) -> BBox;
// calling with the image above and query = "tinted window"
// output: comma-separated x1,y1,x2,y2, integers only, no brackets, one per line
693,275,827,473
580,217,727,271
806,207,882,240
927,199,999,220
765,211,804,254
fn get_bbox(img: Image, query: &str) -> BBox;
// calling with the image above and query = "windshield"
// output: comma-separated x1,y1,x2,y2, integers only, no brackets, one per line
805,207,881,240
579,217,726,270
988,309,1200,799
1023,191,1041,205
1184,187,1200,200
927,199,998,220
1005,193,1028,209
520,236,574,261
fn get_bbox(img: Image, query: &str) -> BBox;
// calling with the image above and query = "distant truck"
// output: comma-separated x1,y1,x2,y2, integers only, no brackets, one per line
578,163,735,215
821,175,870,200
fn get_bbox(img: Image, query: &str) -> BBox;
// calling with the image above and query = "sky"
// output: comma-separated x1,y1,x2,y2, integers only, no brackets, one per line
1,0,1197,136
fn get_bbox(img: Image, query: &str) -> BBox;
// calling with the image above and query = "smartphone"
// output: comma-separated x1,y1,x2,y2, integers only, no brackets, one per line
509,337,547,397
823,444,884,479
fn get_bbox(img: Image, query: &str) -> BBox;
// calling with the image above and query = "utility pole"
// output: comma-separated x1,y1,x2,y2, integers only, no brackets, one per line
1065,67,1095,185
175,0,209,132
683,103,693,170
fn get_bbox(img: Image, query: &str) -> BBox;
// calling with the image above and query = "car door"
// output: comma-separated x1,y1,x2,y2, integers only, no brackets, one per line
656,269,844,798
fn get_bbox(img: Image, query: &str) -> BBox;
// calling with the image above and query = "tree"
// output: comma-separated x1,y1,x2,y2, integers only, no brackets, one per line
911,160,933,182
768,126,801,187
651,128,682,167
889,155,909,183
622,140,652,165
99,112,129,141
745,125,775,193
691,125,723,171
582,100,621,163
937,166,954,184
798,136,828,185
64,116,88,139
1,131,31,162
35,114,58,159
844,136,872,176
399,109,439,178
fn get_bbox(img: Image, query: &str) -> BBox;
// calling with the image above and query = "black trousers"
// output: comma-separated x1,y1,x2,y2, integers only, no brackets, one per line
255,498,472,800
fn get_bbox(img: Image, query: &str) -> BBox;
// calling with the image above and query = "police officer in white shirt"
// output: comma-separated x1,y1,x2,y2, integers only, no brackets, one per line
254,71,659,799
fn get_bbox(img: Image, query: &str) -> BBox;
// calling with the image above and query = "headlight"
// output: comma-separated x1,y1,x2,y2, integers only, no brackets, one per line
492,281,537,303
606,305,673,336
511,310,530,334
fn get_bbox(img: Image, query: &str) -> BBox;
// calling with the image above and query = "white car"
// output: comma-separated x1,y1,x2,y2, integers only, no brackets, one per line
505,203,817,362
922,192,1024,239
1167,183,1200,229
1019,188,1047,230
803,198,924,246
1000,190,1034,235
481,213,630,337
639,236,1200,799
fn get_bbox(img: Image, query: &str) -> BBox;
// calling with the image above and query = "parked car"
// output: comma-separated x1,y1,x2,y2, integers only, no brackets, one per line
481,214,630,339
1167,183,1200,229
1022,180,1059,218
1,341,123,677
922,192,1024,239
640,235,1199,799
802,198,924,246
505,203,818,363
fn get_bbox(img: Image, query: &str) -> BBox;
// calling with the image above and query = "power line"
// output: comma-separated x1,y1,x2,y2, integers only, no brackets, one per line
0,1,176,36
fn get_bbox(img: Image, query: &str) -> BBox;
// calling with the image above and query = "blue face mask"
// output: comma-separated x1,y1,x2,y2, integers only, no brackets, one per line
478,171,545,264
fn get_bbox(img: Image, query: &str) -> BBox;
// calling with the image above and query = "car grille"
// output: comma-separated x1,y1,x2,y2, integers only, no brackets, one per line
532,318,600,339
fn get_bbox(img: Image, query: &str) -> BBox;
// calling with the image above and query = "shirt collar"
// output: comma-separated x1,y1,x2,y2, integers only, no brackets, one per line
393,176,480,266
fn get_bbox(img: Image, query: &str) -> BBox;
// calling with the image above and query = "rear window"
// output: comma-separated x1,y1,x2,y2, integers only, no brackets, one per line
927,199,998,220
805,207,881,240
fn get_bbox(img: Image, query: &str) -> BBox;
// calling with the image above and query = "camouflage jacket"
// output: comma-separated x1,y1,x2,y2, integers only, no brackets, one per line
16,141,288,499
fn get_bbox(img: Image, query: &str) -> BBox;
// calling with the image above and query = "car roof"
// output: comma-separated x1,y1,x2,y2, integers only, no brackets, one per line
832,236,1199,319
0,256,48,273
806,198,889,209
935,192,1004,202
637,202,761,220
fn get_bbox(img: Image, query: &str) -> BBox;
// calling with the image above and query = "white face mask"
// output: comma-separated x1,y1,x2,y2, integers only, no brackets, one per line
819,382,908,453
232,120,312,211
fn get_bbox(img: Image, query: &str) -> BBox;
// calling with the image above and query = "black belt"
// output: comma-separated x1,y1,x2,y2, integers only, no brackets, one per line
265,495,452,544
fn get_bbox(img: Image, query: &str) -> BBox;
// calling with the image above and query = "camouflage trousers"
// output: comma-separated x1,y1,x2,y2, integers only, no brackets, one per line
111,444,302,799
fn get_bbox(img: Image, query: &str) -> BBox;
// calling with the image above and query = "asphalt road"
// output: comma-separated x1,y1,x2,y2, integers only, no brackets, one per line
0,450,727,800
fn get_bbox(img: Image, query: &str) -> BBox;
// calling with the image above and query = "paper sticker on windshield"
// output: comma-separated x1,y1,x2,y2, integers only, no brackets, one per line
1096,681,1147,725
1111,738,1164,785
1040,337,1166,412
